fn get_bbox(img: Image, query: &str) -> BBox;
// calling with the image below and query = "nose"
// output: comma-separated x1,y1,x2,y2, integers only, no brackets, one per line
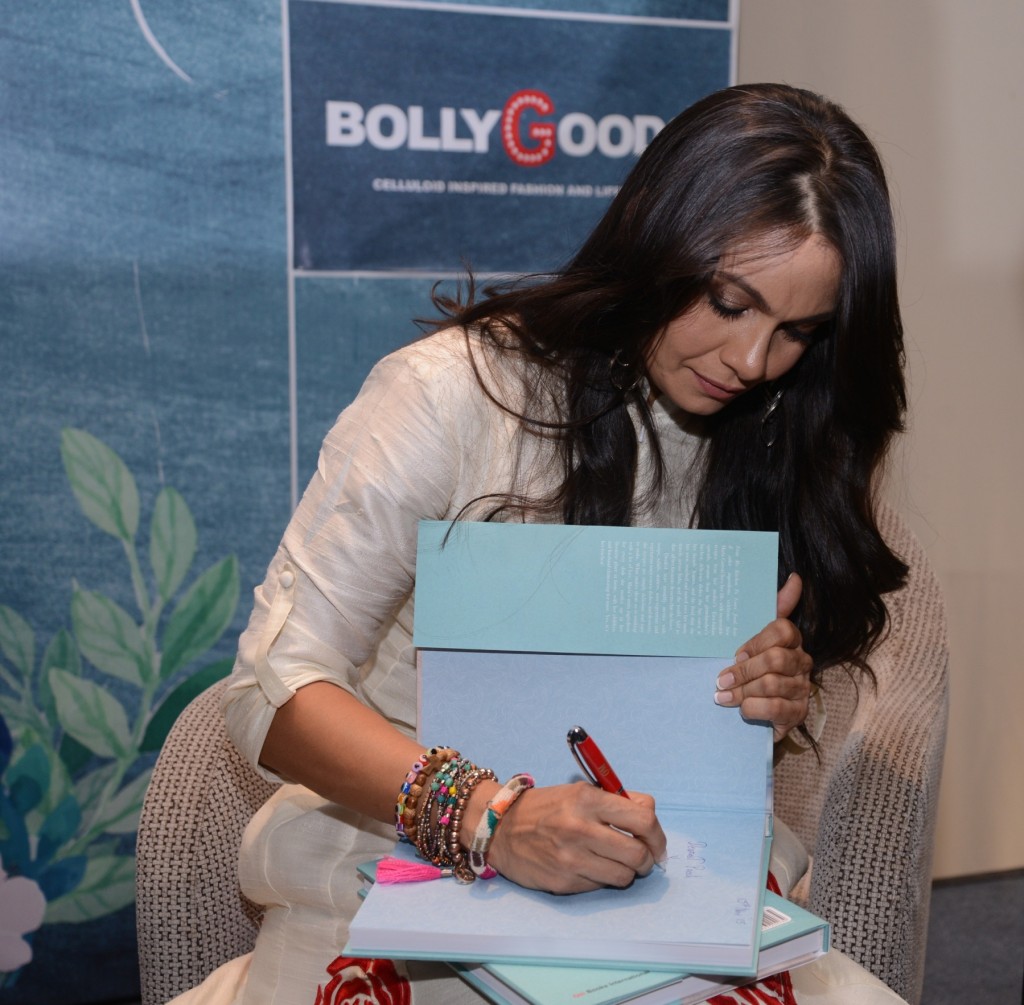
720,322,774,386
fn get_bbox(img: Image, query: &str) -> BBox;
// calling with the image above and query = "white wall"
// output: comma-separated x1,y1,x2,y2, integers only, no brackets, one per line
737,0,1024,878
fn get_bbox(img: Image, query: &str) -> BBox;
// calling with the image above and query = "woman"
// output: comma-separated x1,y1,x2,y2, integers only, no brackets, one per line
208,84,910,1004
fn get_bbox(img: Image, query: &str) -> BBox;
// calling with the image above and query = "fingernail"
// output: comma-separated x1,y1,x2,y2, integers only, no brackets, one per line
734,650,750,663
717,671,736,690
714,689,733,706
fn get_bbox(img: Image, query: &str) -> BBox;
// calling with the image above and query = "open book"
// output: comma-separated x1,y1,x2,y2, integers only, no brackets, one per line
355,858,829,1005
346,521,780,976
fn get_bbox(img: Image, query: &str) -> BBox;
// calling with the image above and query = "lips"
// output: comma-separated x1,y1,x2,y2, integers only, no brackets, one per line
693,371,745,401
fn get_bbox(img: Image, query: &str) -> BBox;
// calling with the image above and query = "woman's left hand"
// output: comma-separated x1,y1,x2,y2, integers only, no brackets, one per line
713,573,812,741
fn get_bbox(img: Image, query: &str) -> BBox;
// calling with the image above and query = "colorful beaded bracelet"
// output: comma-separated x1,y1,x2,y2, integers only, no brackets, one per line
415,755,475,866
394,745,458,842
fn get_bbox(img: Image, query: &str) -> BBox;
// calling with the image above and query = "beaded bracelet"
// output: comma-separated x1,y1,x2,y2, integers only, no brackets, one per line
412,755,456,859
415,755,475,866
468,772,535,880
394,745,459,843
447,766,498,883
397,750,438,842
394,750,431,840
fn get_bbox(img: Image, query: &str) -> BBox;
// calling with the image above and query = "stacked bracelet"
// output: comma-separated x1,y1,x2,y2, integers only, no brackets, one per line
393,749,532,884
468,772,536,880
447,766,498,883
394,746,459,843
415,755,475,865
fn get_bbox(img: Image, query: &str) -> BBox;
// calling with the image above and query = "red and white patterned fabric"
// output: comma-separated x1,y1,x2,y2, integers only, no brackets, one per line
313,956,411,1005
706,970,797,1005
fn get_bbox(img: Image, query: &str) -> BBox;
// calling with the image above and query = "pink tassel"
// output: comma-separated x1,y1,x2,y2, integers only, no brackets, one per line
375,857,453,884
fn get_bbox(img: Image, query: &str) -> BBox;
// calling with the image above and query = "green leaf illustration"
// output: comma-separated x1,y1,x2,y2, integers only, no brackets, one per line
38,794,82,862
38,742,75,815
0,426,250,932
0,662,21,699
40,628,82,726
50,669,132,760
160,556,239,680
141,658,233,752
7,744,50,815
0,604,34,678
0,699,36,736
71,589,152,686
44,853,136,924
72,762,119,810
59,732,95,778
92,767,152,835
150,486,197,603
82,837,120,859
60,428,140,542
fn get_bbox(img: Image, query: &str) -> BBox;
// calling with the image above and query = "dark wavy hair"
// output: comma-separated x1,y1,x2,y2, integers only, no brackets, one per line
433,83,908,680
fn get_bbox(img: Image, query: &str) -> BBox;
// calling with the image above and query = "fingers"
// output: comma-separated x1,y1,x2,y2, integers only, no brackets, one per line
715,573,812,739
608,790,667,870
555,787,665,889
775,571,803,620
722,638,812,690
486,783,666,894
715,646,812,722
733,610,805,666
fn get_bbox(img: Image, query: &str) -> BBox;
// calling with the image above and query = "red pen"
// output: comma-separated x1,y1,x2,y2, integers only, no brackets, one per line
568,726,667,871
567,726,628,797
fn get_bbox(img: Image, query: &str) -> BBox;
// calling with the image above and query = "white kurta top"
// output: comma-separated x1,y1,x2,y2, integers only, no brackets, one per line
222,326,702,781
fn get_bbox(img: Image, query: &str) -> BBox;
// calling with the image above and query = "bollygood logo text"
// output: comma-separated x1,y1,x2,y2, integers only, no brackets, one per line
326,90,665,167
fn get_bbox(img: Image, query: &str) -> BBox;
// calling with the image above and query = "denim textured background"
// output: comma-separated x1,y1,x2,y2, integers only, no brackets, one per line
0,1,732,1000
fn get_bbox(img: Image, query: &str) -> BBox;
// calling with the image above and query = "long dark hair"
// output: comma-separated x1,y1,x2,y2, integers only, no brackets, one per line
434,83,908,679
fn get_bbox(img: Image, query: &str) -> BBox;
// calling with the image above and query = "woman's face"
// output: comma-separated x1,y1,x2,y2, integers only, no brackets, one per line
645,235,842,416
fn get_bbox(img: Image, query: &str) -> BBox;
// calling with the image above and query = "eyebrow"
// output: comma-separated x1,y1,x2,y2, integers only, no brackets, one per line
716,271,836,327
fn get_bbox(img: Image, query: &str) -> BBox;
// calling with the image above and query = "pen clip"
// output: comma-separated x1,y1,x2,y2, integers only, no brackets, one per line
566,726,599,786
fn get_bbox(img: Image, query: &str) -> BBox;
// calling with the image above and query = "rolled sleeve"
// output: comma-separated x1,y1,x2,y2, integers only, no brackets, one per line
222,335,479,778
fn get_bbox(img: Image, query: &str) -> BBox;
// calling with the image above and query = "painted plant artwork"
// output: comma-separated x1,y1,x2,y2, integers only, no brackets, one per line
1,1,290,995
0,431,239,987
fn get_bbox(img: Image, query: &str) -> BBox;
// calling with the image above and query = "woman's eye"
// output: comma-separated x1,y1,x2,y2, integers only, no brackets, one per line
780,323,821,345
708,293,747,320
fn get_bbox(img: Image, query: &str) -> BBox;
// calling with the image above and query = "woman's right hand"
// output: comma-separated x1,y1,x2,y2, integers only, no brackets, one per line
482,781,667,893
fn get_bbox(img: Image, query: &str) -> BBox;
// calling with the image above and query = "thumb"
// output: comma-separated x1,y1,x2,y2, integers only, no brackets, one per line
776,572,803,620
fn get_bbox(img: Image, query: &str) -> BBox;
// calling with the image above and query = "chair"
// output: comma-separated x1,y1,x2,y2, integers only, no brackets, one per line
135,677,278,1005
135,505,948,1005
773,504,949,1004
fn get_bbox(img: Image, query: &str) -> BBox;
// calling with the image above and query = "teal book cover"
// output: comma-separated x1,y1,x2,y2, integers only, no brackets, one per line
413,521,779,657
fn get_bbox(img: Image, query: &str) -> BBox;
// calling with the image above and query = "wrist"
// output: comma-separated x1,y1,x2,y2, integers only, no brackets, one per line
466,773,536,880
480,785,531,875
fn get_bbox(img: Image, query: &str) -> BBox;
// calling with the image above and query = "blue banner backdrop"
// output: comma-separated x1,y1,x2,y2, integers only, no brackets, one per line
0,1,732,1001
288,0,736,482
288,1,733,273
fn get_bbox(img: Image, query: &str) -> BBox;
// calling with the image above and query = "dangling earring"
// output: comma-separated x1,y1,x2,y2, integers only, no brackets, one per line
609,350,643,394
761,386,784,448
